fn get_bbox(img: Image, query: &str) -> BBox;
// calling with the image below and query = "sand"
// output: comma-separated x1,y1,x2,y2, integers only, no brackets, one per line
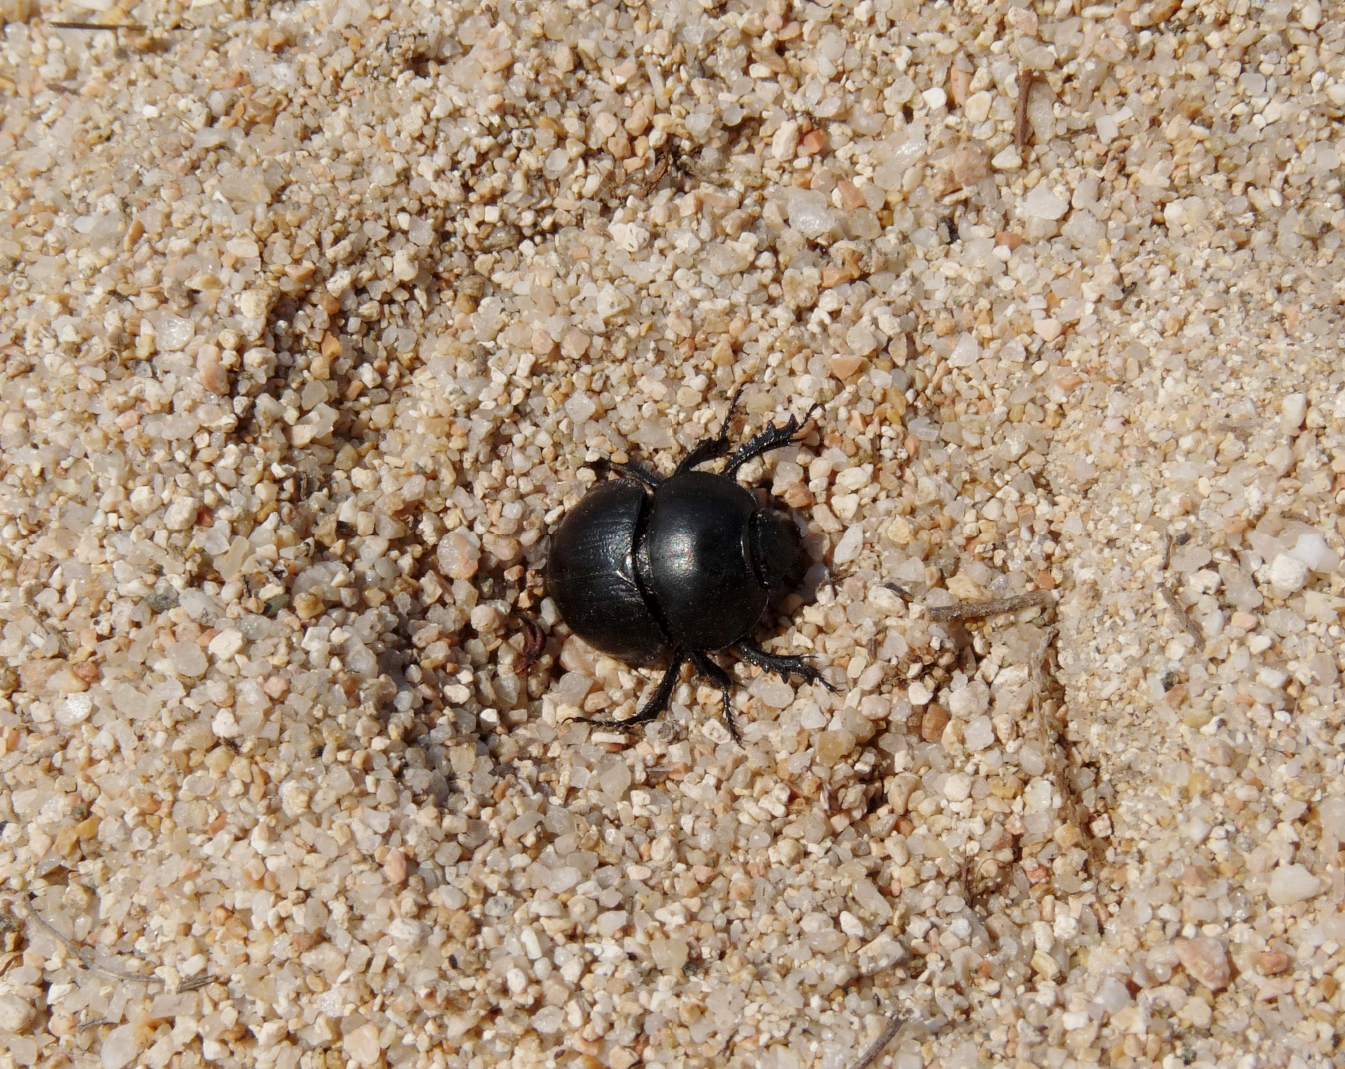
1,1,1342,1066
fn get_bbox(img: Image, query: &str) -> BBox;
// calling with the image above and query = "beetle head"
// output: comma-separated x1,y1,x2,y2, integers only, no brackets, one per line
748,508,805,593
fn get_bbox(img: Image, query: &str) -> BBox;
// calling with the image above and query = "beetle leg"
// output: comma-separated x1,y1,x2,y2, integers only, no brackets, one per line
590,457,661,489
675,383,746,474
735,641,837,692
724,400,824,477
691,651,741,744
591,649,686,731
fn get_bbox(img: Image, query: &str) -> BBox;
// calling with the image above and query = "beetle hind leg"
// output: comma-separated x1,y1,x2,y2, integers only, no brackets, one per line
691,651,741,744
735,641,836,692
590,649,686,732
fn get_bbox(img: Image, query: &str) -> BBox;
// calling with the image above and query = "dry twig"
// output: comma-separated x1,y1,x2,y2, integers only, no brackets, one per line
846,1011,907,1069
15,896,218,994
1161,584,1204,645
1159,533,1204,646
926,590,1054,622
643,150,672,194
1015,69,1036,152
514,612,546,676
47,20,147,32
178,971,219,992
17,898,154,984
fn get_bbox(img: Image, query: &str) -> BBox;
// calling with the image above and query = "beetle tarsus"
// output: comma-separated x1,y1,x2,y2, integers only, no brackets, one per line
736,641,834,692
692,652,741,743
591,649,686,732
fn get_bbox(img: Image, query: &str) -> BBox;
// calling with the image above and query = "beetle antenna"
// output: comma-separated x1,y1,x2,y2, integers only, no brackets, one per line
721,383,747,437
675,384,746,474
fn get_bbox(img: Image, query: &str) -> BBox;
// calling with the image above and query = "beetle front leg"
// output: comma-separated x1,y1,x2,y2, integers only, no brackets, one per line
591,649,686,731
590,457,662,489
724,400,824,477
735,641,836,692
691,651,741,744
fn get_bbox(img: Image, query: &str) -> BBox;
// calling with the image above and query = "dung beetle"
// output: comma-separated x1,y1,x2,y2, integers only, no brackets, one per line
546,388,833,742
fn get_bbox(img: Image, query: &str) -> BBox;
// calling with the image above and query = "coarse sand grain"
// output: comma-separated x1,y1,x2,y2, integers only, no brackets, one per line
1,2,1343,1067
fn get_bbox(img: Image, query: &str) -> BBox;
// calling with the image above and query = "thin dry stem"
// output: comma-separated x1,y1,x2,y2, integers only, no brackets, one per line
847,1011,907,1069
15,896,218,993
1015,69,1036,151
1161,584,1204,646
47,20,147,31
926,590,1054,621
17,897,155,984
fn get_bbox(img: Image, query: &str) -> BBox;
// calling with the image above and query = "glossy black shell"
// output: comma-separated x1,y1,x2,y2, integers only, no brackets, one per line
641,471,766,650
545,480,667,664
546,469,802,664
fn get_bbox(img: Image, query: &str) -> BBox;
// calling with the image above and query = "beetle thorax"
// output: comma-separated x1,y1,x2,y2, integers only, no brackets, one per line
637,471,769,651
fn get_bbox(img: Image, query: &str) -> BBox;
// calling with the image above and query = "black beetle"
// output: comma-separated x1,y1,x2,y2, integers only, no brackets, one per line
546,388,833,742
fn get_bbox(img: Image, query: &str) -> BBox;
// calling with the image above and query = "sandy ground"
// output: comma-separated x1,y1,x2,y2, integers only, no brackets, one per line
2,1,1343,1067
